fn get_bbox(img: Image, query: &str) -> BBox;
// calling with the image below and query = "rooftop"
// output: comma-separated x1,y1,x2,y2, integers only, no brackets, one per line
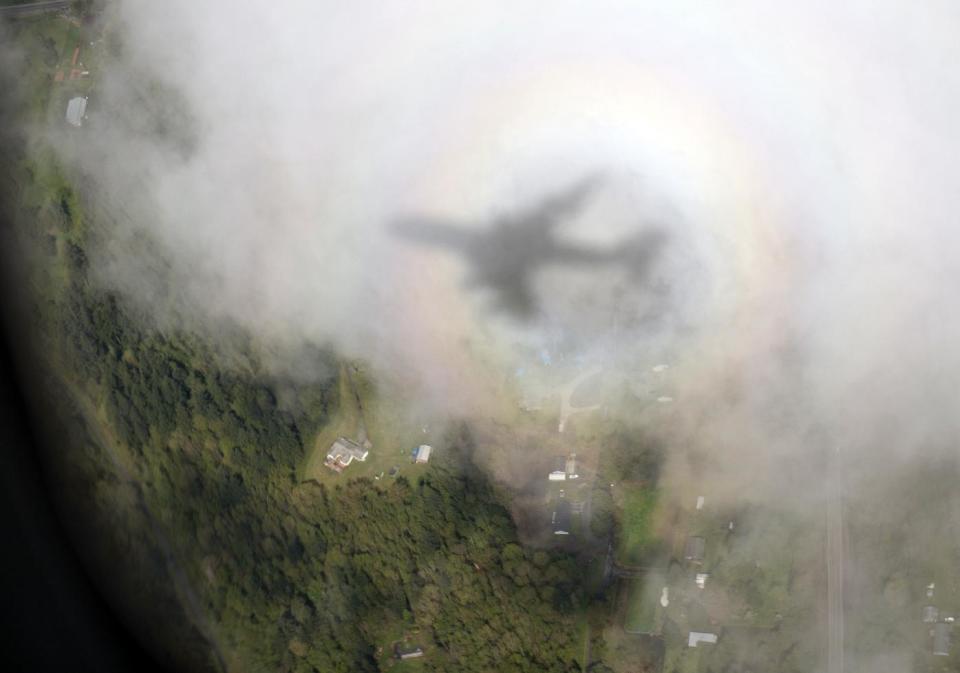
688,632,718,648
325,437,369,471
65,96,87,127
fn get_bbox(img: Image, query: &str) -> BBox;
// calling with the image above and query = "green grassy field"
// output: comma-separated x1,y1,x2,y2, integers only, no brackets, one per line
616,486,659,565
624,569,666,634
300,363,361,481
300,364,435,485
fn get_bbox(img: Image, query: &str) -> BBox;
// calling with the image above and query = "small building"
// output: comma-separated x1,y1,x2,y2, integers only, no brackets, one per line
552,499,572,535
565,453,579,479
934,622,952,656
696,573,709,589
688,632,718,648
395,644,424,660
324,437,369,472
415,444,432,464
65,96,87,127
696,495,705,510
549,455,567,481
923,606,940,623
685,536,706,563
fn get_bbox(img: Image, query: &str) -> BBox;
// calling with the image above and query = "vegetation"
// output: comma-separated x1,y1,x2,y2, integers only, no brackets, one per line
624,570,665,635
1,9,835,673
2,12,592,673
617,489,659,566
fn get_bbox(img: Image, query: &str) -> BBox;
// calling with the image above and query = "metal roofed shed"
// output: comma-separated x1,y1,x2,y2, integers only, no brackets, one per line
923,606,940,623
395,644,424,660
415,444,432,463
688,632,718,648
65,96,87,126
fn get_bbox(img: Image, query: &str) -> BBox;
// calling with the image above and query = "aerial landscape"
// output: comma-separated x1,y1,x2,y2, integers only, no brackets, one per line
3,2,960,673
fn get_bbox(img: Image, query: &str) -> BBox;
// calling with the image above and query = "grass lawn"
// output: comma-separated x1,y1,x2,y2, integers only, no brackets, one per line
8,12,88,119
300,363,361,481
616,486,659,566
300,364,436,485
624,569,666,634
5,12,101,321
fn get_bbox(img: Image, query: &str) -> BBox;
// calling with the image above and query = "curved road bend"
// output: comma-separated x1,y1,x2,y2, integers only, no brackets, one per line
558,366,602,433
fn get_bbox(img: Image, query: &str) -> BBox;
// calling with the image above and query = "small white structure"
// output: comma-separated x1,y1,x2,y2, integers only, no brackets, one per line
688,632,718,648
397,646,424,660
65,96,87,127
657,396,674,403
415,444,432,464
565,453,579,479
652,364,669,372
696,573,709,589
549,470,567,481
696,495,705,511
660,587,670,607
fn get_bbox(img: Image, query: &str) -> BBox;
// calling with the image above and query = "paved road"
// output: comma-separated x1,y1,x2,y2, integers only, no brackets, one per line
0,1,71,16
826,446,845,673
558,366,602,432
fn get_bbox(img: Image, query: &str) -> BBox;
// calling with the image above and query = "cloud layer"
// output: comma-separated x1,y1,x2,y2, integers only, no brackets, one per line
52,0,960,486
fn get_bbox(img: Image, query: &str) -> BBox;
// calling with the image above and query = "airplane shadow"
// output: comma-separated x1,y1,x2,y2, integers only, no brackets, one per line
391,176,670,322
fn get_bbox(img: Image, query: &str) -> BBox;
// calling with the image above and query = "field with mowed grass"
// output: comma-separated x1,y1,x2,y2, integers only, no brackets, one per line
300,363,437,485
616,485,660,566
624,569,666,635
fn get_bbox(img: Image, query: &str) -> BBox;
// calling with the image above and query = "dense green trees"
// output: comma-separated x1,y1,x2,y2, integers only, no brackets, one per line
3,16,593,668
18,170,587,673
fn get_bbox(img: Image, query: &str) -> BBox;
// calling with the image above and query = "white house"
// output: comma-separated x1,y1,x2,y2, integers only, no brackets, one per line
66,96,87,127
325,437,369,472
